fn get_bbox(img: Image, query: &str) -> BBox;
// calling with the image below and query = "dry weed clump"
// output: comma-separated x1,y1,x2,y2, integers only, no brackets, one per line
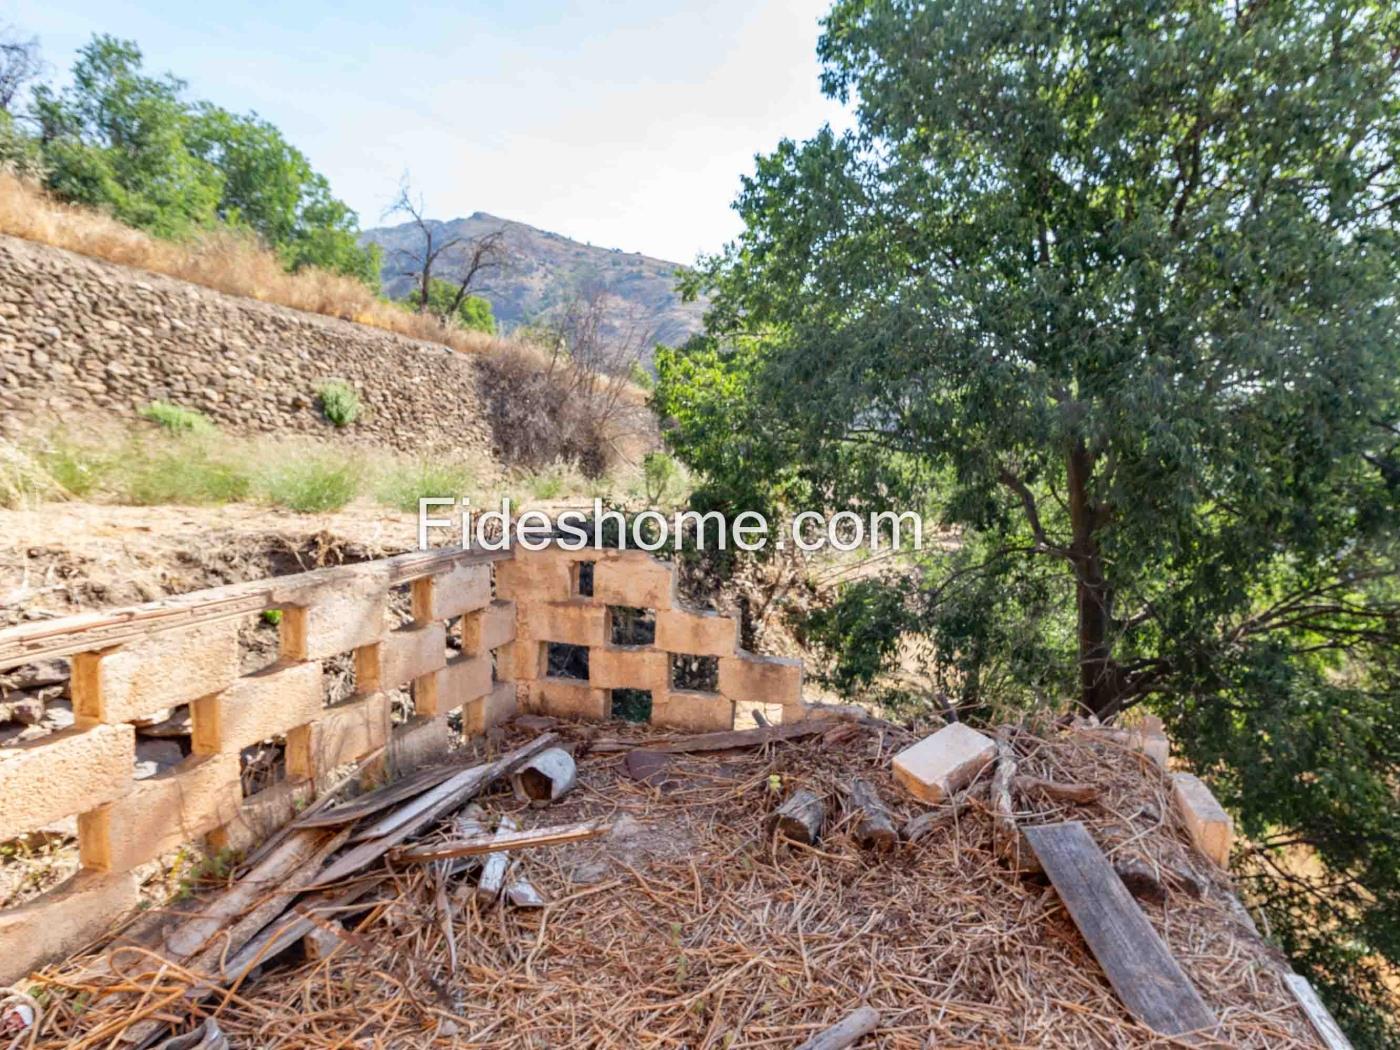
0,174,495,356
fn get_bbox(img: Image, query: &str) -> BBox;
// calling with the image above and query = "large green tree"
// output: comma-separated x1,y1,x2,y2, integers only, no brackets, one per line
30,35,378,283
656,0,1400,1040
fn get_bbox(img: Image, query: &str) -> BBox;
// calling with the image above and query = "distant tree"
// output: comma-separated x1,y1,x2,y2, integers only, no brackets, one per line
0,24,42,113
407,277,496,334
386,174,508,318
187,105,379,284
29,33,378,284
33,35,222,237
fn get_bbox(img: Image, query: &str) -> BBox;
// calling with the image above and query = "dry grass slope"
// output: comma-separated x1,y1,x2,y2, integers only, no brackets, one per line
0,174,496,356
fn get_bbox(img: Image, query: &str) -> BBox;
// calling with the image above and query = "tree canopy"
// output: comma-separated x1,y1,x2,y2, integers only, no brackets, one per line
28,35,378,284
408,277,497,335
655,0,1400,1041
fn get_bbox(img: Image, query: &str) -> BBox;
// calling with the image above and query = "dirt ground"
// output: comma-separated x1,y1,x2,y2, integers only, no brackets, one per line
23,718,1323,1049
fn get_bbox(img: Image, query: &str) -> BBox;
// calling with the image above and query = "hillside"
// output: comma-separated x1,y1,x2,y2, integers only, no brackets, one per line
361,213,708,349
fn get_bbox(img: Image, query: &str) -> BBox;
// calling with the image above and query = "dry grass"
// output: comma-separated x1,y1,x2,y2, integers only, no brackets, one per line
0,174,495,356
23,721,1323,1048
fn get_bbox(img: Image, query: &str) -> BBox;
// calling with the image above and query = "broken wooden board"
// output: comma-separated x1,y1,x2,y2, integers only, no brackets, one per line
1022,821,1217,1038
593,721,828,754
392,819,610,863
1284,973,1354,1050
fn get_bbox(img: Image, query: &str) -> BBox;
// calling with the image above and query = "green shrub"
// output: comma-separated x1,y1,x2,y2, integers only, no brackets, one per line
120,443,252,505
258,457,358,513
260,609,283,626
0,442,62,508
373,458,476,512
40,438,112,498
641,451,680,505
138,401,215,435
316,380,361,428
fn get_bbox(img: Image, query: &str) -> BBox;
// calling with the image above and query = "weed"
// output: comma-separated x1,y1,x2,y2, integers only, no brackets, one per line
138,401,215,435
258,456,358,512
120,440,252,505
261,609,283,626
316,380,361,428
39,437,111,497
373,457,476,512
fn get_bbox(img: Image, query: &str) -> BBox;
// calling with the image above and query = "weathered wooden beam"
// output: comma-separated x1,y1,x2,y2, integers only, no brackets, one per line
1284,973,1354,1050
794,1006,881,1050
1023,821,1218,1037
392,819,610,863
0,547,511,669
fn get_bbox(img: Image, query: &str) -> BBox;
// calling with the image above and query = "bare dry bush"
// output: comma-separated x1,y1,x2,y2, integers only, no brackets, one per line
0,174,496,354
478,289,656,477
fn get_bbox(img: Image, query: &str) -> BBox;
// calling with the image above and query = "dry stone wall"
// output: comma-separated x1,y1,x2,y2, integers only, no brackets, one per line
0,234,494,461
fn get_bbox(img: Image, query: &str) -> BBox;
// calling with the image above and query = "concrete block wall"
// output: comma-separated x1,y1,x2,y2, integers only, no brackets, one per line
0,547,513,984
498,546,806,731
0,541,808,983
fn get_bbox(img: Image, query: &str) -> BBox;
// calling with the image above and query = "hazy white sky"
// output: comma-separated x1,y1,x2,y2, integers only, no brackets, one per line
5,0,852,263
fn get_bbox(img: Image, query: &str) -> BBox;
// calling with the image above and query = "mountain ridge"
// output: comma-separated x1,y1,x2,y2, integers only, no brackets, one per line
360,213,708,350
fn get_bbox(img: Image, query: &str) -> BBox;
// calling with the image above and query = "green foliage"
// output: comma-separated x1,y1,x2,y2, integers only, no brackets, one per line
407,277,496,334
641,451,680,506
260,609,282,627
373,458,476,512
628,360,654,390
28,35,378,282
138,401,215,435
0,109,43,178
315,379,360,428
657,0,1400,1039
121,440,251,505
256,456,358,513
38,437,111,497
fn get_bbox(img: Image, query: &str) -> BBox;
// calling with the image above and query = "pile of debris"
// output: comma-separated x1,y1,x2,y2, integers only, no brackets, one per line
10,713,1335,1048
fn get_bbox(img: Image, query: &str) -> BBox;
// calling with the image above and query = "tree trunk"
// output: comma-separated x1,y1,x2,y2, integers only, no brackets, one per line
1066,443,1119,718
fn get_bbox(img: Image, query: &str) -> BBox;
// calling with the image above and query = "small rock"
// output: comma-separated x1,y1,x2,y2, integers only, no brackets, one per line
10,697,45,725
134,738,185,779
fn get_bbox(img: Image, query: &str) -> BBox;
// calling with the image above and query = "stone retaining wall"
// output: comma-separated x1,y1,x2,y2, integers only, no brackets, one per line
0,234,494,461
0,544,807,983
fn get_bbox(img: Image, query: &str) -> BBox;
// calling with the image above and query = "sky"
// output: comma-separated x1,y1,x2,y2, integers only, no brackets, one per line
4,0,852,263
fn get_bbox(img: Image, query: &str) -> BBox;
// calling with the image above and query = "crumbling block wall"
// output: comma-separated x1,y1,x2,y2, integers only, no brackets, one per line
497,546,805,731
0,542,808,984
0,547,513,984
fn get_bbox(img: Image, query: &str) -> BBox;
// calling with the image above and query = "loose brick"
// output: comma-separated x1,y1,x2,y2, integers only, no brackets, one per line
79,753,242,872
464,681,518,735
208,778,315,854
280,568,389,661
892,723,996,804
0,870,139,986
460,599,516,655
286,692,391,781
73,620,239,725
527,678,608,720
717,652,804,705
425,562,492,620
0,724,134,843
1172,772,1233,866
593,553,675,609
380,623,447,690
528,601,608,647
590,646,668,691
191,660,322,755
656,608,738,657
652,690,734,733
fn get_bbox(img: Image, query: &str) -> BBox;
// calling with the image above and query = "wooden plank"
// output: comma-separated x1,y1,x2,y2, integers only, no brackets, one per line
307,733,557,888
291,762,463,829
1022,821,1217,1037
1284,973,1354,1050
597,721,827,755
795,1006,881,1050
392,819,610,863
0,547,510,669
